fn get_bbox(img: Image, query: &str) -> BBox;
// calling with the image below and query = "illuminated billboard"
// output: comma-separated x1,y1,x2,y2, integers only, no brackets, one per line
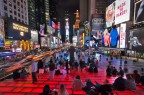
115,0,131,25
106,2,115,28
119,23,126,48
0,19,4,46
128,29,144,52
134,0,144,24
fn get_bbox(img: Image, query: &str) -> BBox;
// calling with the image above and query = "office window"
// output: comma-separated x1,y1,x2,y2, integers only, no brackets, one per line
18,13,20,17
4,5,7,10
14,5,16,9
17,2,20,6
21,5,23,8
14,11,17,15
10,15,12,18
3,0,7,4
15,17,17,20
9,8,12,13
18,7,20,11
4,12,8,17
22,15,23,18
13,0,16,3
9,1,12,6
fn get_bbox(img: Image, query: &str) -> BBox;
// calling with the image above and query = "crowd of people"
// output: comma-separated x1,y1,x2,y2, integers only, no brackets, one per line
12,49,144,95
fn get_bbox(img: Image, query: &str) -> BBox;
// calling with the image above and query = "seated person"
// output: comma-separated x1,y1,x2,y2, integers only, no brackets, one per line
106,66,112,76
126,74,136,90
13,69,20,80
82,79,95,94
113,72,126,91
112,67,117,75
99,79,113,95
72,75,83,91
131,70,141,85
39,85,52,95
20,68,28,78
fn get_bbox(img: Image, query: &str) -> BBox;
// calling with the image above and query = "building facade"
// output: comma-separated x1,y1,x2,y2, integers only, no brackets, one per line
1,0,28,24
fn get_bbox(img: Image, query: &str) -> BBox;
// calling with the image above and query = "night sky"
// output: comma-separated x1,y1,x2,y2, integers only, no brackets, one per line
49,0,79,42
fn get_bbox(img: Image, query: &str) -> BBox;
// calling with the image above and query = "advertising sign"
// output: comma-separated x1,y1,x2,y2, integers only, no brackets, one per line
31,30,38,42
102,27,120,48
92,15,105,36
128,29,144,52
134,0,144,24
119,23,126,48
0,19,4,46
41,37,48,47
115,0,131,25
106,2,115,27
39,24,45,36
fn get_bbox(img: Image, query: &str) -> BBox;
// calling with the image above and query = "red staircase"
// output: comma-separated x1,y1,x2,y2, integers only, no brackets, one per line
0,68,143,95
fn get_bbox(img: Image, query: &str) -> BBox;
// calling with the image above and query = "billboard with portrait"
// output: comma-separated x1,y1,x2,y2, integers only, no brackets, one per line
106,2,115,28
0,19,5,46
101,27,120,48
115,0,131,25
134,0,144,24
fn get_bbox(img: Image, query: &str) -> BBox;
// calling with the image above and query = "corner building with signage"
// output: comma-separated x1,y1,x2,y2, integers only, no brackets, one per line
0,0,32,52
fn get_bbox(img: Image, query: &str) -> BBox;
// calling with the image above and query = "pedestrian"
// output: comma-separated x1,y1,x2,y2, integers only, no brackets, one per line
66,59,69,74
31,58,38,83
48,61,55,80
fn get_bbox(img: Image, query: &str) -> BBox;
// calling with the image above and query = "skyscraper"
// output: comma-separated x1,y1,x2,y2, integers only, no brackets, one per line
1,0,28,24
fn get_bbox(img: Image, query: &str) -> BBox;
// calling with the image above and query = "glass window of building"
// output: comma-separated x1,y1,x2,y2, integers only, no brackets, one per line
9,8,12,13
14,11,17,15
22,15,23,18
13,0,16,3
10,15,12,18
18,7,20,11
4,12,8,17
15,17,17,20
9,1,12,6
17,1,20,6
4,5,7,11
14,5,16,9
18,13,20,17
3,0,7,4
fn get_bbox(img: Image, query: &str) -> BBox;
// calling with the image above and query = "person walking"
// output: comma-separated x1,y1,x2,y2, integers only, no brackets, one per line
31,59,38,83
48,61,55,80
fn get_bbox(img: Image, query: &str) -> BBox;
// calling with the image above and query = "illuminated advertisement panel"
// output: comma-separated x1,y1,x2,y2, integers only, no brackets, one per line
0,19,4,46
128,29,144,52
106,2,115,28
115,0,131,25
134,0,144,24
39,24,45,36
119,24,126,48
41,37,48,47
102,27,120,48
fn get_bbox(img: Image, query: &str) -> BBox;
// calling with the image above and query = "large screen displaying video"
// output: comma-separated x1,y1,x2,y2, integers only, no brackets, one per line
101,27,120,48
128,29,144,52
134,0,144,24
